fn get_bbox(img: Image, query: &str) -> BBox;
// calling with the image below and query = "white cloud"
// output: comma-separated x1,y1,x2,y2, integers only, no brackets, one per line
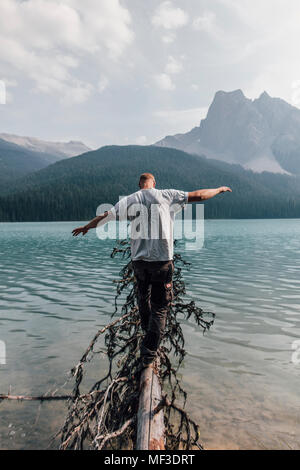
98,77,109,93
162,33,176,44
0,0,133,103
165,56,182,74
62,81,94,105
154,55,182,92
193,11,216,33
152,1,188,30
135,135,147,144
3,0,300,145
154,107,208,133
154,73,175,91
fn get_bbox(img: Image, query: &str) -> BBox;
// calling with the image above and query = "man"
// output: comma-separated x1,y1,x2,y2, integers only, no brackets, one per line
72,173,232,366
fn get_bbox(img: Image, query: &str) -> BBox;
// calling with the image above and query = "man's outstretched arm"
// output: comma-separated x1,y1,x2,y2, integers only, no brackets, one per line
188,186,232,202
72,211,110,236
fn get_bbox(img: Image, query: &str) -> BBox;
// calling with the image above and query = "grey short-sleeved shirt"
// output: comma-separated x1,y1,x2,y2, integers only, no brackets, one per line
108,188,188,261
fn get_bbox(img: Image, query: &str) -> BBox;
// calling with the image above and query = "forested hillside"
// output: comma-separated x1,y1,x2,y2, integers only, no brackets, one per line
0,138,63,189
1,145,300,221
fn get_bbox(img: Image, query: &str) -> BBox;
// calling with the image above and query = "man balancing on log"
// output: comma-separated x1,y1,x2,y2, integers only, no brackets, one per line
72,173,232,367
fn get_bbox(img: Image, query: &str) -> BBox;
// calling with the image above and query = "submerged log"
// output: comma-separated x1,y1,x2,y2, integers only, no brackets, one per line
136,361,165,450
0,394,70,401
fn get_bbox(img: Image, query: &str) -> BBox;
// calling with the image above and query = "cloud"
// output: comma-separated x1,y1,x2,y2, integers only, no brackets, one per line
193,11,217,33
98,77,109,93
0,0,133,103
152,1,188,30
154,73,175,91
154,107,208,133
135,135,147,144
3,0,300,146
161,33,176,44
154,55,182,91
62,81,94,105
165,56,182,74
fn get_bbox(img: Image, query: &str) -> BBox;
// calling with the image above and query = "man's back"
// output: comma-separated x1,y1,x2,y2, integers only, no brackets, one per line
112,188,188,261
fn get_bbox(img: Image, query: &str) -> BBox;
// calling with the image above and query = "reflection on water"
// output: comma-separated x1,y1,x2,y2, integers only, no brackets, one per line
0,219,300,449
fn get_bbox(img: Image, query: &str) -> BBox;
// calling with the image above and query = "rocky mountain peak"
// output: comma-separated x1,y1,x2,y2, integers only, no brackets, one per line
155,89,300,174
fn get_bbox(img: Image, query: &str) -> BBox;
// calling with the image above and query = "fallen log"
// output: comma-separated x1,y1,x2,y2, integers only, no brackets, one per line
0,394,70,401
136,361,165,450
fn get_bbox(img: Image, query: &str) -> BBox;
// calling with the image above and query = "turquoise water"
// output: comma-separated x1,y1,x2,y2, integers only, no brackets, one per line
0,219,300,449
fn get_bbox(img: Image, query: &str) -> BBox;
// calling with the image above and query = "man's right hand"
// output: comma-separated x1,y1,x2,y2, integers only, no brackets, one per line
72,226,89,237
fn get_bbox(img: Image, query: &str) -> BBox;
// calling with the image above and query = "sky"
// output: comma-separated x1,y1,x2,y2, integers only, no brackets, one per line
1,0,300,149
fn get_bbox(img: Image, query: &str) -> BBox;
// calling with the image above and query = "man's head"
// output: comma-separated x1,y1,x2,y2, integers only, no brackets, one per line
139,173,156,189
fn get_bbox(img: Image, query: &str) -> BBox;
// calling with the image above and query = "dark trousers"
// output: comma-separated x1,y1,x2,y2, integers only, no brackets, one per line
132,260,174,361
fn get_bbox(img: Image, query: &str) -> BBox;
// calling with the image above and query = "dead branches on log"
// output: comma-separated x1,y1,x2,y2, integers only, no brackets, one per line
57,241,214,450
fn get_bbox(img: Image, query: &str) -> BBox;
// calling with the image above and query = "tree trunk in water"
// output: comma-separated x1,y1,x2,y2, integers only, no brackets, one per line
136,362,165,450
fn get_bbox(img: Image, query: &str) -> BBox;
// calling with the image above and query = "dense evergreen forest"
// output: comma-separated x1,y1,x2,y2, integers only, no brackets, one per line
1,145,300,221
0,138,61,189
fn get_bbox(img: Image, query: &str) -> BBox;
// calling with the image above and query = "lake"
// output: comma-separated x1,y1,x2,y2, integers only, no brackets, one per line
0,219,300,449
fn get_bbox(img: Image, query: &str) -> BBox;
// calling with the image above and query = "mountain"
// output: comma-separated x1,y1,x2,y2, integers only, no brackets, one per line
0,134,91,191
155,90,300,174
1,145,300,222
0,133,91,158
0,138,65,189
